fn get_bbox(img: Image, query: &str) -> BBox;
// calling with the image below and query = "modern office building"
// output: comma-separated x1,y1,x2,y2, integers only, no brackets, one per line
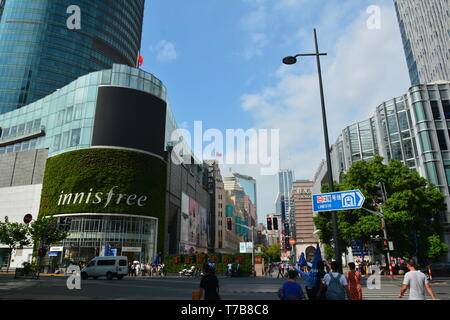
290,180,318,262
223,171,257,243
393,0,450,86
314,81,450,261
0,0,145,114
275,169,295,245
0,64,214,268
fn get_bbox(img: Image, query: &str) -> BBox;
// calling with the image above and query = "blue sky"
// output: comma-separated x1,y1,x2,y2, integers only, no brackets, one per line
139,0,411,223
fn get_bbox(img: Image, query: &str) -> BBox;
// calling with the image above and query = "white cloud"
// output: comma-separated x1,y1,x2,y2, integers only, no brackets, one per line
153,40,177,62
240,3,410,223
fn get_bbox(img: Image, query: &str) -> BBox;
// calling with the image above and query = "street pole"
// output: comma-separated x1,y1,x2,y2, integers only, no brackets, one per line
313,29,341,267
282,29,340,267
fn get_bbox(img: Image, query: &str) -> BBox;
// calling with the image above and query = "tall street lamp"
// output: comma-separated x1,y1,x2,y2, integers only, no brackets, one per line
283,29,341,266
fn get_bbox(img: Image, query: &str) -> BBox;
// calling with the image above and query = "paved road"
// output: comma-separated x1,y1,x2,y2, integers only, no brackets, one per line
0,274,448,300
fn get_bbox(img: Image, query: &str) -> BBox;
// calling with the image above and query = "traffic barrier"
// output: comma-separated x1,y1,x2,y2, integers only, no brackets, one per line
389,264,394,279
428,265,432,280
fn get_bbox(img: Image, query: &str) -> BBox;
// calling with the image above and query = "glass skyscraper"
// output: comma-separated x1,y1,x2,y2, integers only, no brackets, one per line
0,0,145,114
394,0,450,86
328,81,450,259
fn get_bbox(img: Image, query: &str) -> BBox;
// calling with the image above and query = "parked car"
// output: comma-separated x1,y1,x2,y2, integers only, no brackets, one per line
420,262,450,279
81,256,128,280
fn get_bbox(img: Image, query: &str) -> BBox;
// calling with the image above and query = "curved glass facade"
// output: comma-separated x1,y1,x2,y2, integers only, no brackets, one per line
0,0,145,114
0,64,172,157
56,214,158,265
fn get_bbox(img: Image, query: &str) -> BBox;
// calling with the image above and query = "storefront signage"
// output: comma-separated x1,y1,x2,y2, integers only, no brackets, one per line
122,247,142,253
50,246,63,252
57,186,148,208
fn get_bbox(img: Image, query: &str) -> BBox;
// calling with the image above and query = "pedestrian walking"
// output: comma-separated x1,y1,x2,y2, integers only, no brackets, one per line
398,259,437,300
199,264,221,300
346,262,363,300
317,261,350,300
278,270,306,300
277,263,284,279
227,263,232,277
128,263,133,277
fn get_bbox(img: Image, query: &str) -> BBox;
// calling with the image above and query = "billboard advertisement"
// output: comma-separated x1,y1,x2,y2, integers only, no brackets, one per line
180,192,209,253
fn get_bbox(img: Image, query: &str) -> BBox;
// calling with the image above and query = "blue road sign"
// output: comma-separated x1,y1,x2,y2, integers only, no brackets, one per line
312,190,365,212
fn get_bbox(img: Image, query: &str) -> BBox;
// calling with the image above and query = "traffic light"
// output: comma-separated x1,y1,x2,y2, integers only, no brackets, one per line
284,223,290,235
383,240,389,251
273,217,278,230
284,238,291,251
267,218,272,230
375,182,387,204
38,248,47,257
226,218,232,231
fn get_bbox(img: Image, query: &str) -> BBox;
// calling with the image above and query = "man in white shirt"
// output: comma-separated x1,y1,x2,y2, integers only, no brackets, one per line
398,259,437,300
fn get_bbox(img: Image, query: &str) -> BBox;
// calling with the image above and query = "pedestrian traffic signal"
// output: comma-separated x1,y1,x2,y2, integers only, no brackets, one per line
226,218,232,231
383,240,389,251
267,218,272,230
273,217,278,230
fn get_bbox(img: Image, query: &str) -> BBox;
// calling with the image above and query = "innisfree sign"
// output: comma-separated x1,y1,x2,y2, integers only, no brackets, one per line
312,190,365,212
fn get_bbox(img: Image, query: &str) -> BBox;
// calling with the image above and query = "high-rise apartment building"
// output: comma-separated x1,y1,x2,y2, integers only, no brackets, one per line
394,0,450,86
0,0,145,114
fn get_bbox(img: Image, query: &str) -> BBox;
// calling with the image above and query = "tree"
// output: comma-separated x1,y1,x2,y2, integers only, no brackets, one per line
427,235,449,261
264,243,281,262
314,156,448,263
0,217,30,272
28,216,68,263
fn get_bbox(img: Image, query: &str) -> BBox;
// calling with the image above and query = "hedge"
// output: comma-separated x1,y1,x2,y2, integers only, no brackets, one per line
163,253,252,274
38,148,167,253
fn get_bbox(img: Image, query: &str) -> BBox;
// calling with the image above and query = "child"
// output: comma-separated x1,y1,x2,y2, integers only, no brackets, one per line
279,270,306,300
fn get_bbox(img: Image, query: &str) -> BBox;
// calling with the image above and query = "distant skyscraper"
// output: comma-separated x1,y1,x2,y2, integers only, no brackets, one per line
393,0,450,86
0,0,145,114
276,169,294,215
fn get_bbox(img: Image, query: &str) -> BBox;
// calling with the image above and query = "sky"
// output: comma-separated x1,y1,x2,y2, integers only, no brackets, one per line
139,0,411,224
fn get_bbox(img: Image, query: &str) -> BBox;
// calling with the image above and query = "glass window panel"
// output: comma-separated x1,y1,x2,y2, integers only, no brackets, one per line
388,115,399,134
29,139,37,150
25,121,33,133
21,140,29,151
0,147,5,154
6,145,14,153
14,143,21,152
443,101,450,120
413,102,427,121
2,128,10,138
430,101,441,120
10,126,17,137
74,104,83,120
391,142,403,160
403,139,414,159
398,112,409,131
17,124,25,136
425,162,439,185
419,131,433,151
61,131,70,149
70,129,81,147
429,90,438,100
440,90,449,100
66,106,73,123
53,134,61,151
33,119,41,130
437,130,448,150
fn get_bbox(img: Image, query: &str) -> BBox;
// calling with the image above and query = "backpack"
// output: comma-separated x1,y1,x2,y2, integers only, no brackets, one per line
325,273,346,300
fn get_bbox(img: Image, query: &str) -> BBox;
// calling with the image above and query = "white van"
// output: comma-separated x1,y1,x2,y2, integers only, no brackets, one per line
81,256,128,280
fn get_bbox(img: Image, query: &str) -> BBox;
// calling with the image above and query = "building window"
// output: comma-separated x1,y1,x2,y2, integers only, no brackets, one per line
413,102,427,121
437,130,448,150
70,129,81,147
443,100,450,119
431,101,441,120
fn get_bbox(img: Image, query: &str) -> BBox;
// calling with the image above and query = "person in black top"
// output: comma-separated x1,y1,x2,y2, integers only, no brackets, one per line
199,264,221,300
